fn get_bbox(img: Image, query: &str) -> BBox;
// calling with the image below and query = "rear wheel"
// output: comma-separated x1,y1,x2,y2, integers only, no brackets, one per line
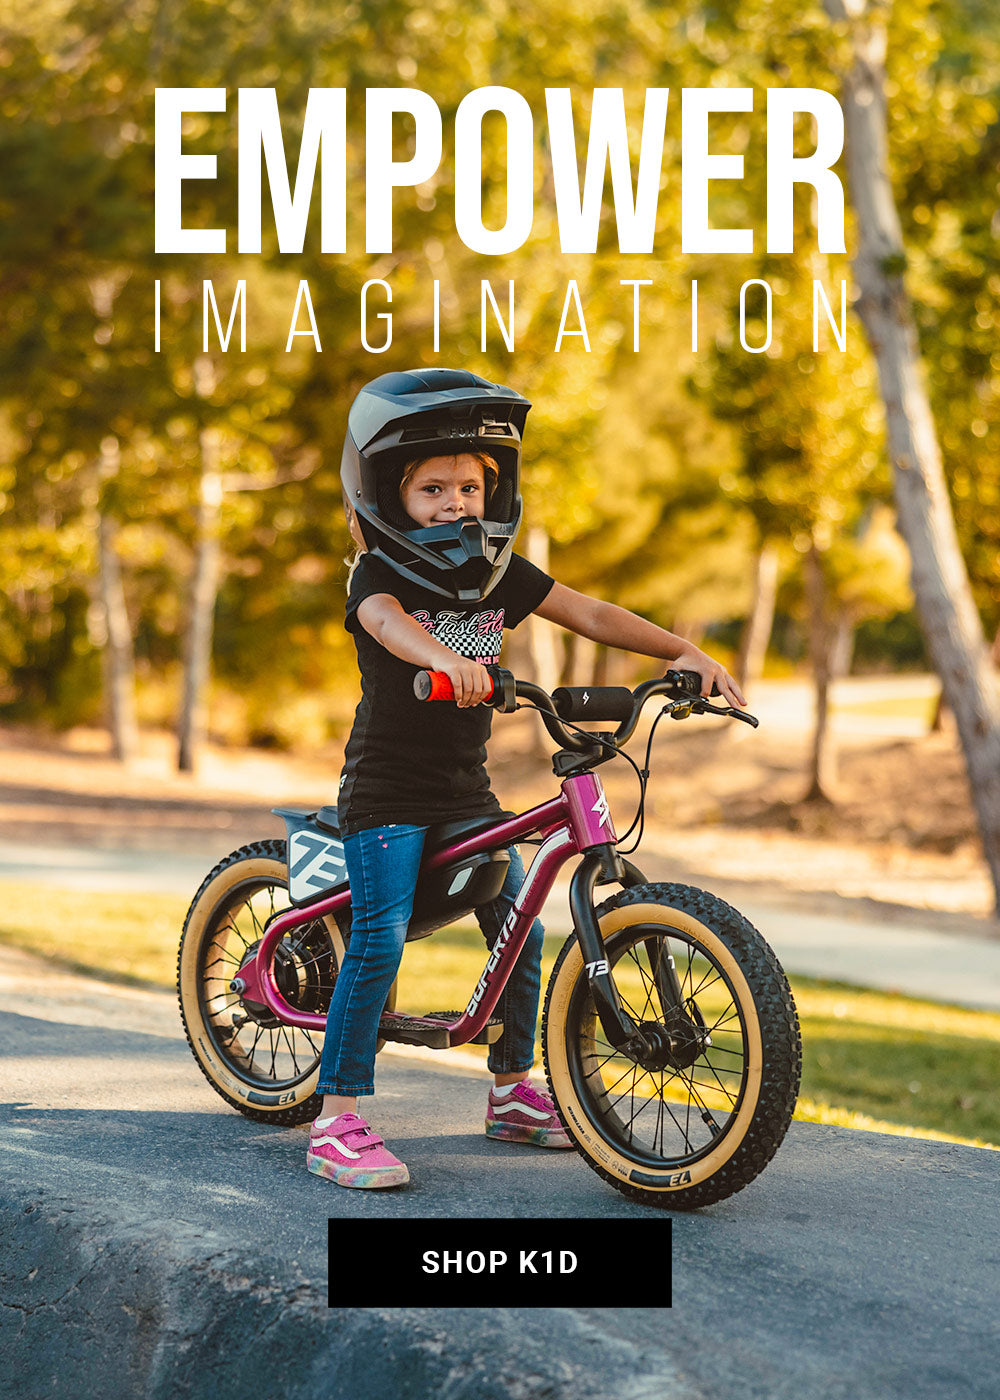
177,841,348,1125
543,882,801,1209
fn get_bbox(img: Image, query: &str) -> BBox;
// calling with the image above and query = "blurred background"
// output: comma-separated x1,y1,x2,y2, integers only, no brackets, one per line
2,0,1000,1150
0,0,997,875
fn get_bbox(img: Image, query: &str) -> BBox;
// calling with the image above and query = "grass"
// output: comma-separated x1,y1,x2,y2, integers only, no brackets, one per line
788,982,1000,1149
0,881,189,987
2,881,997,1150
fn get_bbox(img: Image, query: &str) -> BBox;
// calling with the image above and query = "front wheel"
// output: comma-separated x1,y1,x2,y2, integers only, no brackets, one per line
542,882,801,1210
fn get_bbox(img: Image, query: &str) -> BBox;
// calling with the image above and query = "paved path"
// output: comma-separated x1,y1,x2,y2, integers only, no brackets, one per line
0,946,997,1400
3,835,999,1011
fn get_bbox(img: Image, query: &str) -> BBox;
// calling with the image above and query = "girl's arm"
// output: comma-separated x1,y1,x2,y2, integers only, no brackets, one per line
356,593,493,707
534,582,746,709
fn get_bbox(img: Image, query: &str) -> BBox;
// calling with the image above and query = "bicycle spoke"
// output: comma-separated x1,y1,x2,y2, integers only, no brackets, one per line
219,915,251,951
563,925,752,1167
246,1023,265,1068
280,1026,303,1077
204,950,240,974
676,1065,731,1126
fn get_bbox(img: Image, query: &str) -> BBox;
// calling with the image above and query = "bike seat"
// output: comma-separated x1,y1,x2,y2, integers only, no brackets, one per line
424,812,514,855
311,808,513,851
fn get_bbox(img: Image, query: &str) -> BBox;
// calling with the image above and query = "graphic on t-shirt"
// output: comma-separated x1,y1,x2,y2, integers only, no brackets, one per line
411,607,505,664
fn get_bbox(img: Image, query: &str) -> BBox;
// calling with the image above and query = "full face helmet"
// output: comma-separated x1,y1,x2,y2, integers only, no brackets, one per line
340,368,530,602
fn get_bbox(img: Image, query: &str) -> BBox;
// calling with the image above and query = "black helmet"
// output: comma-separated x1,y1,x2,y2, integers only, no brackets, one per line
340,368,530,602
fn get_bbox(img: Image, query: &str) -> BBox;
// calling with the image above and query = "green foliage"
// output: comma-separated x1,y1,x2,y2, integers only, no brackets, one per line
885,0,1000,633
0,0,995,736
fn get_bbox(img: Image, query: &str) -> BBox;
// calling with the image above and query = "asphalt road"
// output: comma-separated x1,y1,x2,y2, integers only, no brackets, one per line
1,946,998,1399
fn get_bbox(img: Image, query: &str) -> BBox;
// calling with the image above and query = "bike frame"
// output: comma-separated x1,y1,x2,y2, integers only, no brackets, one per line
232,769,643,1046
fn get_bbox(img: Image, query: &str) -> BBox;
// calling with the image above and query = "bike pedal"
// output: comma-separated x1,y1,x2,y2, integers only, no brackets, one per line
423,1011,505,1047
376,1010,504,1049
377,1010,454,1049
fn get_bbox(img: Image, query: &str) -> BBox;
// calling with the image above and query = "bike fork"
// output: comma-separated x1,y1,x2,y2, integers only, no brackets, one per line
568,847,683,1054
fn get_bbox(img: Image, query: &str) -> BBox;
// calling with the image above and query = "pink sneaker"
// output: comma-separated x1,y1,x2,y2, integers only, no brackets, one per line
486,1081,573,1149
307,1112,409,1188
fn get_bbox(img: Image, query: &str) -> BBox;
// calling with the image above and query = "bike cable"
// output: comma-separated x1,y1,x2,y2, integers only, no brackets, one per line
615,703,672,853
513,701,654,853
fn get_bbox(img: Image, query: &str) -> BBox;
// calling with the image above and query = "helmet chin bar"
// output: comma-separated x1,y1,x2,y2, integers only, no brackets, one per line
373,515,517,602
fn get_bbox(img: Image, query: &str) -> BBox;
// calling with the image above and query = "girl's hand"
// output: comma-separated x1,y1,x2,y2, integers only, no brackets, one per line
357,595,493,705
438,657,494,708
671,648,746,709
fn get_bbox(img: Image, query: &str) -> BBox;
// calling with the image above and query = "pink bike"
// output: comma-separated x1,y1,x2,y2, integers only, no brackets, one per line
177,668,801,1209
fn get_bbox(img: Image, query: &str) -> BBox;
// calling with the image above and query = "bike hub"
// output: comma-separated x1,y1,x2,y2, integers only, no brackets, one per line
231,941,307,1028
631,1006,711,1072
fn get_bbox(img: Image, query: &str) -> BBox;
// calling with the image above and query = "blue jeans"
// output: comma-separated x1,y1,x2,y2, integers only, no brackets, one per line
315,824,545,1098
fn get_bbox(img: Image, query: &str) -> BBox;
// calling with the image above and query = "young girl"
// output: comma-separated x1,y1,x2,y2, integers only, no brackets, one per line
307,368,744,1188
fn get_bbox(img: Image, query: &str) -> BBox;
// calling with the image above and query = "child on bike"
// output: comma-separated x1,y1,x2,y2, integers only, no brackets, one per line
308,367,744,1188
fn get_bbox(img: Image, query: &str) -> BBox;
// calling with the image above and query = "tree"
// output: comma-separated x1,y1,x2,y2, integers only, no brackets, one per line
94,435,139,761
822,0,1000,914
699,254,888,801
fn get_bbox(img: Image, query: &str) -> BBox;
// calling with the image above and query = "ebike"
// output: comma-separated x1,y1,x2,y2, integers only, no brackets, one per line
177,669,801,1209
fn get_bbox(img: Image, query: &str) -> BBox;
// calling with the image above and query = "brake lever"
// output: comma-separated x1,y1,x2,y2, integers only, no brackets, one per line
725,706,759,728
665,698,760,729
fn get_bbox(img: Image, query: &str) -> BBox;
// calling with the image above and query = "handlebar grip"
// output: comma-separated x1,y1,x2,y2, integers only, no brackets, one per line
551,686,635,722
413,669,503,703
413,667,517,710
665,668,720,699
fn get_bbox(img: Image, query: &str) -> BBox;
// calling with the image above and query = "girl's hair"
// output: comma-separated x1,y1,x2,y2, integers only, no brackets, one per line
399,450,499,499
344,496,365,587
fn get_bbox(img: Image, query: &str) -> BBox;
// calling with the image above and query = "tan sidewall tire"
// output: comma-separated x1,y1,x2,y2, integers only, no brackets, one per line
178,849,344,1119
545,899,764,1197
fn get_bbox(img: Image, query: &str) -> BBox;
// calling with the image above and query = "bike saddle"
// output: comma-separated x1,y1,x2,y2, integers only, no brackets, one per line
423,812,514,855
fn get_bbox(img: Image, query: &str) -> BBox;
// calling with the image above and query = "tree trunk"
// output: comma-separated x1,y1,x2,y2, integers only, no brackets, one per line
177,358,223,773
736,540,779,687
824,0,1000,914
561,629,597,688
95,437,139,763
524,527,560,694
803,541,836,802
830,610,855,680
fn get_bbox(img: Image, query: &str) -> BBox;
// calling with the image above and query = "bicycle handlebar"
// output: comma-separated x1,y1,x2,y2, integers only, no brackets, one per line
413,666,757,753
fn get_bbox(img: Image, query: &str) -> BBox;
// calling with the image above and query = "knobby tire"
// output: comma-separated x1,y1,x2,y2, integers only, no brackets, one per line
543,882,801,1209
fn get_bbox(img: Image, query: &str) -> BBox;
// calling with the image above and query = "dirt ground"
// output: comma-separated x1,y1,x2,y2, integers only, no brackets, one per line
0,676,994,935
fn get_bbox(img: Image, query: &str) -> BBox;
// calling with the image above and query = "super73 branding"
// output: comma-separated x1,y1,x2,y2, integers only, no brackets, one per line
591,789,612,830
466,906,518,1016
288,829,346,901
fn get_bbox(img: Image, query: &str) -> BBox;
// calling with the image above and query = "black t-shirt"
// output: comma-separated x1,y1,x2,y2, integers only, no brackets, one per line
337,552,554,835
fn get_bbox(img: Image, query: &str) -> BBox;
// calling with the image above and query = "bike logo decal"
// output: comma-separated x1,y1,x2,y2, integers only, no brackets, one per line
466,908,517,1016
289,831,346,899
590,790,612,829
585,959,610,978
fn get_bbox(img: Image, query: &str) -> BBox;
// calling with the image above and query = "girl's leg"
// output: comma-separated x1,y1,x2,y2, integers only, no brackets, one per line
316,824,427,1104
475,847,571,1148
474,845,544,1080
